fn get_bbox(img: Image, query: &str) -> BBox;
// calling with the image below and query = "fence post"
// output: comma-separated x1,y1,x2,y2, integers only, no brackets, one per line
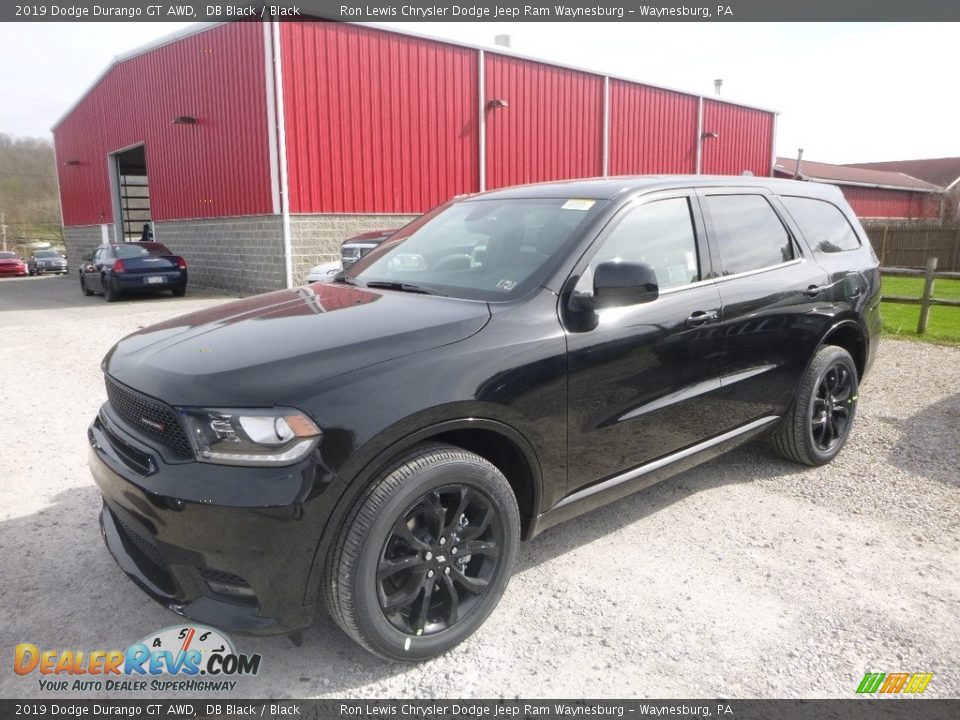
917,257,938,334
880,225,889,266
953,224,960,272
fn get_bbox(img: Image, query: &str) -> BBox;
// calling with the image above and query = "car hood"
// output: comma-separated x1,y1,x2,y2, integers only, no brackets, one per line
104,283,490,406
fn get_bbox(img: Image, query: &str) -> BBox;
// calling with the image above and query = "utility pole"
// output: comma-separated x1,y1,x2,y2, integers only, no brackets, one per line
1,212,7,252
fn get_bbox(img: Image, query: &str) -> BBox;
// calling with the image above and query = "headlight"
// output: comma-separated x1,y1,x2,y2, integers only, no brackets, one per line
179,407,322,466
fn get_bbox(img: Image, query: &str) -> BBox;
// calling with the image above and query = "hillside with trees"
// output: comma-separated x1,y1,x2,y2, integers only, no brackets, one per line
0,133,62,250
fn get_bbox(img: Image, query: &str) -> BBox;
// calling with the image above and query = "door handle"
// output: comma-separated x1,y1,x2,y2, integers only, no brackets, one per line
686,310,719,326
804,285,824,298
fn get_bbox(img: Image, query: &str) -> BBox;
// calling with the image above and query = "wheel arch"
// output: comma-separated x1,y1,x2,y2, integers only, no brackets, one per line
303,417,544,609
818,319,866,379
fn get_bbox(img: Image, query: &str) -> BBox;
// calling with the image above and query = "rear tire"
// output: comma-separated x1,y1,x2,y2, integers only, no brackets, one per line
103,276,117,302
770,345,858,466
325,443,520,661
172,286,186,297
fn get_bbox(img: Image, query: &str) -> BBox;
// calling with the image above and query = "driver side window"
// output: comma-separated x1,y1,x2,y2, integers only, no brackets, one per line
576,197,701,294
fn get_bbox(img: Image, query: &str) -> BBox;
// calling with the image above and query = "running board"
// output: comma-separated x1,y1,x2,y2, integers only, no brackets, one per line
528,415,780,537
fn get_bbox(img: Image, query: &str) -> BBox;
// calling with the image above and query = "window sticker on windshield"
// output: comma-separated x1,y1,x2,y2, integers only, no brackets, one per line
497,279,517,291
561,199,596,211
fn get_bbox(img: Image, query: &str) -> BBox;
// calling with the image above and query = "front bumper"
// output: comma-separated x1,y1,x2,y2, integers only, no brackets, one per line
88,406,332,635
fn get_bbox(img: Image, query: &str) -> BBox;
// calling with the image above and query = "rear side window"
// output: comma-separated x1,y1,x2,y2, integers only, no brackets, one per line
780,196,861,254
704,195,794,275
115,243,173,259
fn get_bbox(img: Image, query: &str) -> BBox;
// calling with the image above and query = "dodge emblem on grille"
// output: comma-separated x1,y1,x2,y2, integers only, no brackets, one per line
140,417,166,432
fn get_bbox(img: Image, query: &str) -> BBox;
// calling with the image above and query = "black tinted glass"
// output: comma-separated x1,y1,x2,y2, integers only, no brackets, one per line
705,195,794,275
115,243,173,259
577,197,700,293
781,196,861,254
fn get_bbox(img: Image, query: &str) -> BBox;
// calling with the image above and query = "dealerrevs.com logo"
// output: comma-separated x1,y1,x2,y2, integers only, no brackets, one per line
13,625,262,693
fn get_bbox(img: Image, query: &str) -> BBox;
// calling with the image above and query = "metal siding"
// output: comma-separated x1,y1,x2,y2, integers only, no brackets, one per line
54,23,272,226
280,22,478,214
701,99,775,177
484,54,603,190
608,81,698,175
840,186,940,219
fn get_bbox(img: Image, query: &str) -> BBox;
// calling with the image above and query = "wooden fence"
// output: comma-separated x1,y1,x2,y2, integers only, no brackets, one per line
863,221,960,271
881,258,960,334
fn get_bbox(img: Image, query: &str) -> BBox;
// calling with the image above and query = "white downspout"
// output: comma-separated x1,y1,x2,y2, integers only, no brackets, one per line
271,19,293,289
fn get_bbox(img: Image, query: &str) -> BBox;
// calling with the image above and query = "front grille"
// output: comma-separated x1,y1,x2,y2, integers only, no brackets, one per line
105,376,193,459
115,514,166,569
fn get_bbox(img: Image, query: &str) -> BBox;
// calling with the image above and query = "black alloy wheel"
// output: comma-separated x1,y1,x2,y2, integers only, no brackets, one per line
325,443,520,660
771,344,859,466
811,361,854,452
377,484,503,637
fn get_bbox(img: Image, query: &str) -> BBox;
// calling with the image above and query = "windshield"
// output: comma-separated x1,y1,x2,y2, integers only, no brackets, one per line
35,250,60,258
115,243,172,259
347,198,606,301
0,252,16,259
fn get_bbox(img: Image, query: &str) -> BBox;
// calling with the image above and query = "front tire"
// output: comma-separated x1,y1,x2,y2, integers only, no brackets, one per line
325,444,520,660
80,275,93,296
771,345,859,466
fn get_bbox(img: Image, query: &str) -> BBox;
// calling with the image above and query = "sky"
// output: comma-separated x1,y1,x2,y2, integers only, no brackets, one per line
0,21,956,165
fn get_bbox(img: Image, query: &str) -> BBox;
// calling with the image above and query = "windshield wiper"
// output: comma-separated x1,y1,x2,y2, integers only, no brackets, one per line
363,280,446,296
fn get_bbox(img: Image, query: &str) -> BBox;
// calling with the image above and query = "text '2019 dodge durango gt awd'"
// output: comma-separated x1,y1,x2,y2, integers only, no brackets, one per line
89,177,880,659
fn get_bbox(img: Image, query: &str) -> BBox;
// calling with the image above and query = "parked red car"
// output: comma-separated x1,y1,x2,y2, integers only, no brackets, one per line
0,252,28,277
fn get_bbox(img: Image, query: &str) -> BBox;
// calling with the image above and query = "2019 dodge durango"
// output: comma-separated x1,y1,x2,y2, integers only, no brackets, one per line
88,177,880,660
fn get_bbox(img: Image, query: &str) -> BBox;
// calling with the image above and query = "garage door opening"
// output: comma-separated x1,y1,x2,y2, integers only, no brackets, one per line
111,145,152,243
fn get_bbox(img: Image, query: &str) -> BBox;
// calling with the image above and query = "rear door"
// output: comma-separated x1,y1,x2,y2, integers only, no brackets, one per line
563,191,724,494
778,194,879,311
698,190,832,429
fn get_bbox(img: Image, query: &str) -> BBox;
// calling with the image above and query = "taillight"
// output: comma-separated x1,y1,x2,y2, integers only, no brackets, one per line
112,259,126,274
176,257,187,270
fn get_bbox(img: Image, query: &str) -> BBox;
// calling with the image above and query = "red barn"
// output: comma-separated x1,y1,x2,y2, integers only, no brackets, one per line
774,157,943,221
54,21,778,293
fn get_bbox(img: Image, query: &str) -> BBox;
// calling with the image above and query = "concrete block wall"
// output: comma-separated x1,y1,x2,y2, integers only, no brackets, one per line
63,225,112,270
155,215,285,294
64,213,422,296
289,213,417,284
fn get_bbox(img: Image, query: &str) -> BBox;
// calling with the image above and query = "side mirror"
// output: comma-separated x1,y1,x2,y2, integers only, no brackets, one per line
577,261,659,310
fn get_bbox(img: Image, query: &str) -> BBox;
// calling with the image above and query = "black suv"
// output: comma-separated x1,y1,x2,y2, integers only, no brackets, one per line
89,177,880,660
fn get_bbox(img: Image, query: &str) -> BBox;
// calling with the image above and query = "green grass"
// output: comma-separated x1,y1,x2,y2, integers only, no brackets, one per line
881,276,960,345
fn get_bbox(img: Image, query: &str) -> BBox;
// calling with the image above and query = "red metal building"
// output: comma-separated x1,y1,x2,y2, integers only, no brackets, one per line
773,157,943,220
55,21,778,293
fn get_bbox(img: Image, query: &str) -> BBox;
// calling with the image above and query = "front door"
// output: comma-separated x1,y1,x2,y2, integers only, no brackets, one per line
562,192,724,495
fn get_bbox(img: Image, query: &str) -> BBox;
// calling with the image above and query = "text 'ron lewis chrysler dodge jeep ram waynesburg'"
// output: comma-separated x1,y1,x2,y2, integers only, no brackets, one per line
88,176,879,659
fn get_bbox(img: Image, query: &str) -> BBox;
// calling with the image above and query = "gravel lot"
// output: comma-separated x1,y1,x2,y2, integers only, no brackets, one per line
1,274,958,699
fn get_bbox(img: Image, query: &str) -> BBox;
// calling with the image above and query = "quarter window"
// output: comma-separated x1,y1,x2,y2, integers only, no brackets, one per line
577,197,700,293
704,195,794,275
780,196,862,254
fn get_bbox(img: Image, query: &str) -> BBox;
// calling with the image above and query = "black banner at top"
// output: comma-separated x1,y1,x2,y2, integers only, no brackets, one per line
4,0,960,22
